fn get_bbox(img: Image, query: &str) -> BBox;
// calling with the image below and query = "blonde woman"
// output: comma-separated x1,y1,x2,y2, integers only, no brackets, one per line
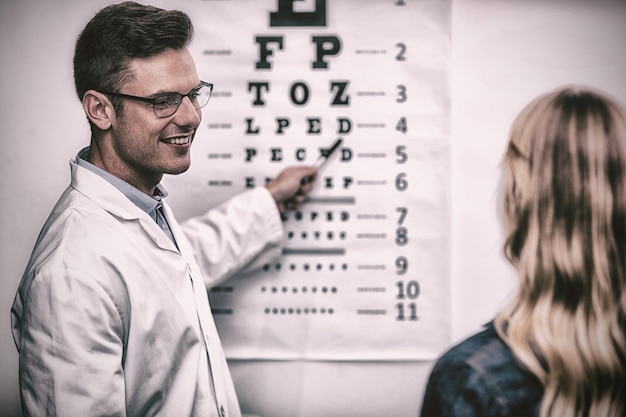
420,86,626,417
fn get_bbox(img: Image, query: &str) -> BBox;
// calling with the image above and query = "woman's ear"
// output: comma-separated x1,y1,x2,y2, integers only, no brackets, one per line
82,90,114,130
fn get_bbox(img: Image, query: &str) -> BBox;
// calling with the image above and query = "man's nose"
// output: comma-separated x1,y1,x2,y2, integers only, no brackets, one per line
174,96,201,126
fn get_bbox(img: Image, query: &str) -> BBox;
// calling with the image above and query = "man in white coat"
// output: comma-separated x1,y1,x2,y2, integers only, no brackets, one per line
10,2,318,416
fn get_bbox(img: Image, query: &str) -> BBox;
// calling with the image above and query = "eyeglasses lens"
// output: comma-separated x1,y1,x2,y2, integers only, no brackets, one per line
155,84,212,118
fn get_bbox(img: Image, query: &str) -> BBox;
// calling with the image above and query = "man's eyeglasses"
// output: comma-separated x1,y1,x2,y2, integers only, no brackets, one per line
99,81,213,118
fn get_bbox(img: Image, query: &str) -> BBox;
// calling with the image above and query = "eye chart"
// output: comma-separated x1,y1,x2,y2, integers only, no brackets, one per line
162,0,451,360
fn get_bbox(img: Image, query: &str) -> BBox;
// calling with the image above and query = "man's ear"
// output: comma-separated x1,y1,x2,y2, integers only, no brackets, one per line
82,90,114,130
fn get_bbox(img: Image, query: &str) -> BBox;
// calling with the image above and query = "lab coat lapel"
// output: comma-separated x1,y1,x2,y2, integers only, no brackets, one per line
70,160,179,253
160,201,232,416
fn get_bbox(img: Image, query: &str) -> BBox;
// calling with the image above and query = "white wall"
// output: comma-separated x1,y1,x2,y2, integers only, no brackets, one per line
1,1,624,416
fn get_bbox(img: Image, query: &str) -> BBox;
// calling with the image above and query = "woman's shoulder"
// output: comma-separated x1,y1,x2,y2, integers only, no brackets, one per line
436,321,513,372
421,321,542,417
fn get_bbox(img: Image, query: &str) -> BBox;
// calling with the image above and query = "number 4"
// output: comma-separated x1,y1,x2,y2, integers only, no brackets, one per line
396,117,407,134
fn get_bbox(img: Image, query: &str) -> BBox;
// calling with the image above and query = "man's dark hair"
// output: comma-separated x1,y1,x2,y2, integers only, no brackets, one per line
73,1,194,110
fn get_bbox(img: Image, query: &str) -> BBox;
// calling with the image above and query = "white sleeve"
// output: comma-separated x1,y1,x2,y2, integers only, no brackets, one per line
14,269,126,417
180,187,285,287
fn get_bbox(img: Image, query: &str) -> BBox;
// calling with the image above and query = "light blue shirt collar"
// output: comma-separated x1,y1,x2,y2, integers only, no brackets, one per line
76,147,168,219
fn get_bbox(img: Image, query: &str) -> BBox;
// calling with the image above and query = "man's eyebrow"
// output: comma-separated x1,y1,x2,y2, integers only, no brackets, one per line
149,84,203,97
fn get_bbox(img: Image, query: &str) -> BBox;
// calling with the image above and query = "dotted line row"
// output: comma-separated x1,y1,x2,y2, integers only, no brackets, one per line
261,286,338,294
262,263,349,272
286,231,347,240
265,307,335,315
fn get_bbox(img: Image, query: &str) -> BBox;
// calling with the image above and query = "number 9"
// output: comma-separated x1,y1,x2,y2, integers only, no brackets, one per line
395,256,408,275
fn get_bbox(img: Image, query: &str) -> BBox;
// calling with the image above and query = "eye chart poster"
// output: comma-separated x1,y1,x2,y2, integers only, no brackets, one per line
161,0,451,360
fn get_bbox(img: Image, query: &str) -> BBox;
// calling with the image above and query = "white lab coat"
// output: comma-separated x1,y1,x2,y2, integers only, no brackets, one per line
11,157,284,416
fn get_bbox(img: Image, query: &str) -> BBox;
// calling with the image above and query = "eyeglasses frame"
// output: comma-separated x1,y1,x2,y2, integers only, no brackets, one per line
98,81,213,118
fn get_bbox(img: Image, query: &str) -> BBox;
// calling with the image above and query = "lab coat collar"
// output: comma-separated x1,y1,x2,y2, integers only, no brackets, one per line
70,156,143,221
69,156,180,253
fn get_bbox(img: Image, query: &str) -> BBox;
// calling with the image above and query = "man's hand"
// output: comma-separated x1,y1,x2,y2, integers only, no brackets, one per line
265,166,318,213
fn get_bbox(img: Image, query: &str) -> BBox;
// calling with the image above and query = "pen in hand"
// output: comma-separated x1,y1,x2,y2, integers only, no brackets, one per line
302,138,343,185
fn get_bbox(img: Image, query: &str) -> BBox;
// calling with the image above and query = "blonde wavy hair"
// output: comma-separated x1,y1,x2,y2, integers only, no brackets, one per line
494,86,626,417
